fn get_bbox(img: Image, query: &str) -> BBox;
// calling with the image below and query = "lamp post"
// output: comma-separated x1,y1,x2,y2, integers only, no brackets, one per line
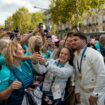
34,6,48,11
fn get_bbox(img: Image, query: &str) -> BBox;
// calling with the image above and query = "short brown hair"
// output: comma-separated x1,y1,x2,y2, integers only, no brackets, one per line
72,31,87,41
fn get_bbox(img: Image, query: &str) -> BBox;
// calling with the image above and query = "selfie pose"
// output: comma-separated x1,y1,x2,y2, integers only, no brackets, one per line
32,47,74,105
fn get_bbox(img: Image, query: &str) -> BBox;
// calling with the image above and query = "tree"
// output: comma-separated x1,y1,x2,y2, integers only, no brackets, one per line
0,25,4,29
5,16,14,31
30,12,45,30
5,7,45,34
51,23,57,34
12,7,32,34
49,0,105,30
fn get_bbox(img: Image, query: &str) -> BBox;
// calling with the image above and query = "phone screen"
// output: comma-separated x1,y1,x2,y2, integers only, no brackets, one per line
34,45,40,53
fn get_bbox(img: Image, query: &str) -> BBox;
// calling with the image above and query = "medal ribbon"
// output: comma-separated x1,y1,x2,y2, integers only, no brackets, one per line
77,45,87,74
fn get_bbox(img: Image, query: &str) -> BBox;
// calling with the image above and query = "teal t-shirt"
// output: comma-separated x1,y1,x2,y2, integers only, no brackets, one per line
22,44,28,54
0,54,6,65
56,62,64,68
95,41,101,52
41,50,52,60
5,61,34,105
0,65,10,92
41,52,48,60
9,61,33,88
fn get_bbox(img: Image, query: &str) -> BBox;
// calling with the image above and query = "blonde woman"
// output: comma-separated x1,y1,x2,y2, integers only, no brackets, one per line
0,39,21,104
26,35,46,85
1,41,35,105
28,35,43,54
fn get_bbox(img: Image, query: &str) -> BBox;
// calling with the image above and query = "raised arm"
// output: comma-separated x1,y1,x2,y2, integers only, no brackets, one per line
46,62,74,78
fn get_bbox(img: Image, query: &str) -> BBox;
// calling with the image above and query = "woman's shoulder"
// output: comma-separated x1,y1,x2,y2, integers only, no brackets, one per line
0,65,11,77
65,62,74,70
0,65,11,92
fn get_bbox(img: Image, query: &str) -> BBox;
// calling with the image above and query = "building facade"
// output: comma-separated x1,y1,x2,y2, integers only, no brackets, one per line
80,9,105,33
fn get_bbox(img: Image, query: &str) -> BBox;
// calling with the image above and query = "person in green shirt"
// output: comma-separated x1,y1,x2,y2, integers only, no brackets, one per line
0,39,21,101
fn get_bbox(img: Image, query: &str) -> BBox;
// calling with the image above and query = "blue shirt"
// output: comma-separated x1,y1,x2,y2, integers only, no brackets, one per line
0,65,10,92
0,54,10,92
0,54,6,65
9,61,33,88
6,61,34,105
41,50,52,61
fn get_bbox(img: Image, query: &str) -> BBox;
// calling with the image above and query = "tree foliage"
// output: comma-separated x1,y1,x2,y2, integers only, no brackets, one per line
51,23,57,34
12,8,31,34
30,12,45,30
5,7,45,34
5,16,14,30
49,0,105,28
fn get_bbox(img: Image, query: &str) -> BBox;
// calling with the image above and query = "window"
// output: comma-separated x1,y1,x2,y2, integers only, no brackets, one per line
92,17,95,25
103,27,105,31
102,14,105,23
92,29,95,32
96,28,99,32
96,16,98,25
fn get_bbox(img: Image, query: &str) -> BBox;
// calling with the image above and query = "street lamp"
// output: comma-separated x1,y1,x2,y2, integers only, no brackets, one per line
34,6,48,11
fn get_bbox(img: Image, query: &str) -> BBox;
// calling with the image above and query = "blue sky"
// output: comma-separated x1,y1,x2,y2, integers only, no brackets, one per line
0,0,50,25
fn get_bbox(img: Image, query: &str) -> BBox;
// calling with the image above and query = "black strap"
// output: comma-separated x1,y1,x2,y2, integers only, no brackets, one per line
0,65,2,70
77,45,87,73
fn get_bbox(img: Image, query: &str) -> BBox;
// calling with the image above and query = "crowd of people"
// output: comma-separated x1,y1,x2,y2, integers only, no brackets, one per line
0,23,105,105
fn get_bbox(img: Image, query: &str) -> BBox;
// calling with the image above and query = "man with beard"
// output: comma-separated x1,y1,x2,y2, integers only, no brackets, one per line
71,31,105,105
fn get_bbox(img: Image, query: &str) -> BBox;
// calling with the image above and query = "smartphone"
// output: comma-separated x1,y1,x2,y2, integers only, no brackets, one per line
34,45,40,53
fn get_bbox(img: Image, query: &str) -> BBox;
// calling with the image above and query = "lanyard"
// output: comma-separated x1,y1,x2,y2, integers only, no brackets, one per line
77,46,87,73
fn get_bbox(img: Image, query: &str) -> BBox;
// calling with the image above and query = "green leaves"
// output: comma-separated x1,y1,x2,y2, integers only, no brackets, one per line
12,8,31,34
49,0,105,29
5,7,45,34
31,12,45,30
